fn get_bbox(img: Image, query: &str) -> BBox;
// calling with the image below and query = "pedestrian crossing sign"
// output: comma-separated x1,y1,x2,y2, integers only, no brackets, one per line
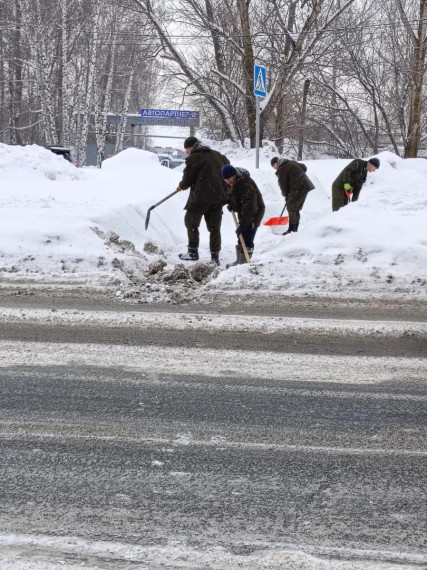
254,65,267,97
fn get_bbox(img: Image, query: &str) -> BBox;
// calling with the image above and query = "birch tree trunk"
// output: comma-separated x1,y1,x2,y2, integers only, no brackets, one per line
34,0,57,146
8,0,23,145
59,0,70,147
76,0,100,166
94,28,117,167
115,52,135,154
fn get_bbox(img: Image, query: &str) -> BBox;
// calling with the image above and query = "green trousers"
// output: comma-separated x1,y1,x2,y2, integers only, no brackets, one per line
184,205,223,252
286,191,309,225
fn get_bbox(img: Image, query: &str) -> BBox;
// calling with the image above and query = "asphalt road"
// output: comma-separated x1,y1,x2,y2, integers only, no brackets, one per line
1,294,426,569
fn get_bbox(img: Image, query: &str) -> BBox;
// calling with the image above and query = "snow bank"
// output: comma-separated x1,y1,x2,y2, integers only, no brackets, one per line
0,143,82,181
0,143,426,301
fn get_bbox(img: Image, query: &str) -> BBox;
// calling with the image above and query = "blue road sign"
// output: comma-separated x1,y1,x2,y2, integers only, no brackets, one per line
140,109,199,119
254,65,267,98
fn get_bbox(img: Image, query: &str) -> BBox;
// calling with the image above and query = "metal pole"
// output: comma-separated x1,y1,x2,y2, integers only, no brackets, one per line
255,96,260,169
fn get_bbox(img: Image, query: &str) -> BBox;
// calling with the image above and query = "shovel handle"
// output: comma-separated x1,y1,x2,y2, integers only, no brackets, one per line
152,189,181,209
230,210,251,264
145,189,181,230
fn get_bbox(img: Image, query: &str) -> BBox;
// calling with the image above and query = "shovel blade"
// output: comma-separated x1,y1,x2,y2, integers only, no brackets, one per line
144,208,152,230
264,216,289,226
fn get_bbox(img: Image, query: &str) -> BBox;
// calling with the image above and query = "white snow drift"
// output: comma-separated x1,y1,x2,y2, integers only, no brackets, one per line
1,142,426,300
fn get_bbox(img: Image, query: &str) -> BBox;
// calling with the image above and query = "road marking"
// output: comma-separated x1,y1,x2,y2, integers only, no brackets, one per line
0,340,426,384
1,307,426,337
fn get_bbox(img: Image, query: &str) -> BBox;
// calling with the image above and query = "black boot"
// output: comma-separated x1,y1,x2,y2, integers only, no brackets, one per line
282,223,299,236
211,251,220,265
179,247,199,261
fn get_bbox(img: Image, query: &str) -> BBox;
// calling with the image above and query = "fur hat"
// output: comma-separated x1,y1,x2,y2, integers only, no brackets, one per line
221,165,237,179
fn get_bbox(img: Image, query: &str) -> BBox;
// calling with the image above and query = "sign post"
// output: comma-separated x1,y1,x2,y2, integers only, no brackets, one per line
254,65,267,169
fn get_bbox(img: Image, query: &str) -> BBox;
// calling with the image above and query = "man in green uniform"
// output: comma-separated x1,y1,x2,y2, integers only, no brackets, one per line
177,137,229,265
332,157,380,212
221,165,265,265
270,157,315,235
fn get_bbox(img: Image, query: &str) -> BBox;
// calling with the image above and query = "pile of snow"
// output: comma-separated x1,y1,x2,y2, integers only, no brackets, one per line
0,143,426,302
0,143,82,182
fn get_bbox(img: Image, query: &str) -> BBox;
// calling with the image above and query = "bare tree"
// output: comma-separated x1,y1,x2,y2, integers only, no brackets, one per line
7,0,24,144
76,1,100,165
395,0,427,157
114,49,136,154
1,0,426,158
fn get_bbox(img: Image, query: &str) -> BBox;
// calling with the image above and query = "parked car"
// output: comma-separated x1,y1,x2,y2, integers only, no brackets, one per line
160,158,185,169
48,146,73,163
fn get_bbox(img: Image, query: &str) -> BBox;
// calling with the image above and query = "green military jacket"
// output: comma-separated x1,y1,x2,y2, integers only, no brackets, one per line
227,168,265,227
275,159,315,210
178,143,229,213
332,159,368,202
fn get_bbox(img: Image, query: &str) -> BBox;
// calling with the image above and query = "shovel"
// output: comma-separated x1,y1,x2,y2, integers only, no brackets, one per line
230,210,252,264
145,189,181,230
264,205,289,227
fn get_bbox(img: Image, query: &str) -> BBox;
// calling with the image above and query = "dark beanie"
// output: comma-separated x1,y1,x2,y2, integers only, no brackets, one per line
221,164,237,179
270,156,279,166
184,136,198,149
368,157,380,169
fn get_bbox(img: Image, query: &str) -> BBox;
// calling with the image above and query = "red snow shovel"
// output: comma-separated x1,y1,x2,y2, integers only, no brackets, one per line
264,205,289,228
145,189,181,230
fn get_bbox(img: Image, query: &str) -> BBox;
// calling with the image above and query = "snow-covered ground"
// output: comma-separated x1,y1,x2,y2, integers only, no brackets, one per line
2,533,425,570
1,142,426,302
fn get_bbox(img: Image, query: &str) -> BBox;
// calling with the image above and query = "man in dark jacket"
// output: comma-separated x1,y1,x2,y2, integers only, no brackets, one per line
177,137,229,265
270,157,315,235
332,157,380,212
221,165,265,265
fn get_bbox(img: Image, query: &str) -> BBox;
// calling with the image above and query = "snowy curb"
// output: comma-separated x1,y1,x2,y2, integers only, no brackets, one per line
1,308,426,338
0,533,426,569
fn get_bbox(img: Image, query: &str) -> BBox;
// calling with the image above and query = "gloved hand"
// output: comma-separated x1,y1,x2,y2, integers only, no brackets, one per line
235,226,242,236
344,183,353,199
227,204,233,212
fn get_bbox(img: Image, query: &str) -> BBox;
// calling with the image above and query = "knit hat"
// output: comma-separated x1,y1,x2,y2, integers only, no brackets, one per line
270,156,279,166
221,164,237,179
368,157,380,169
184,136,199,149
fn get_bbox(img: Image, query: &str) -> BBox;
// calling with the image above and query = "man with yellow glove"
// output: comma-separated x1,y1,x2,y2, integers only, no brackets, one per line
332,157,380,212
